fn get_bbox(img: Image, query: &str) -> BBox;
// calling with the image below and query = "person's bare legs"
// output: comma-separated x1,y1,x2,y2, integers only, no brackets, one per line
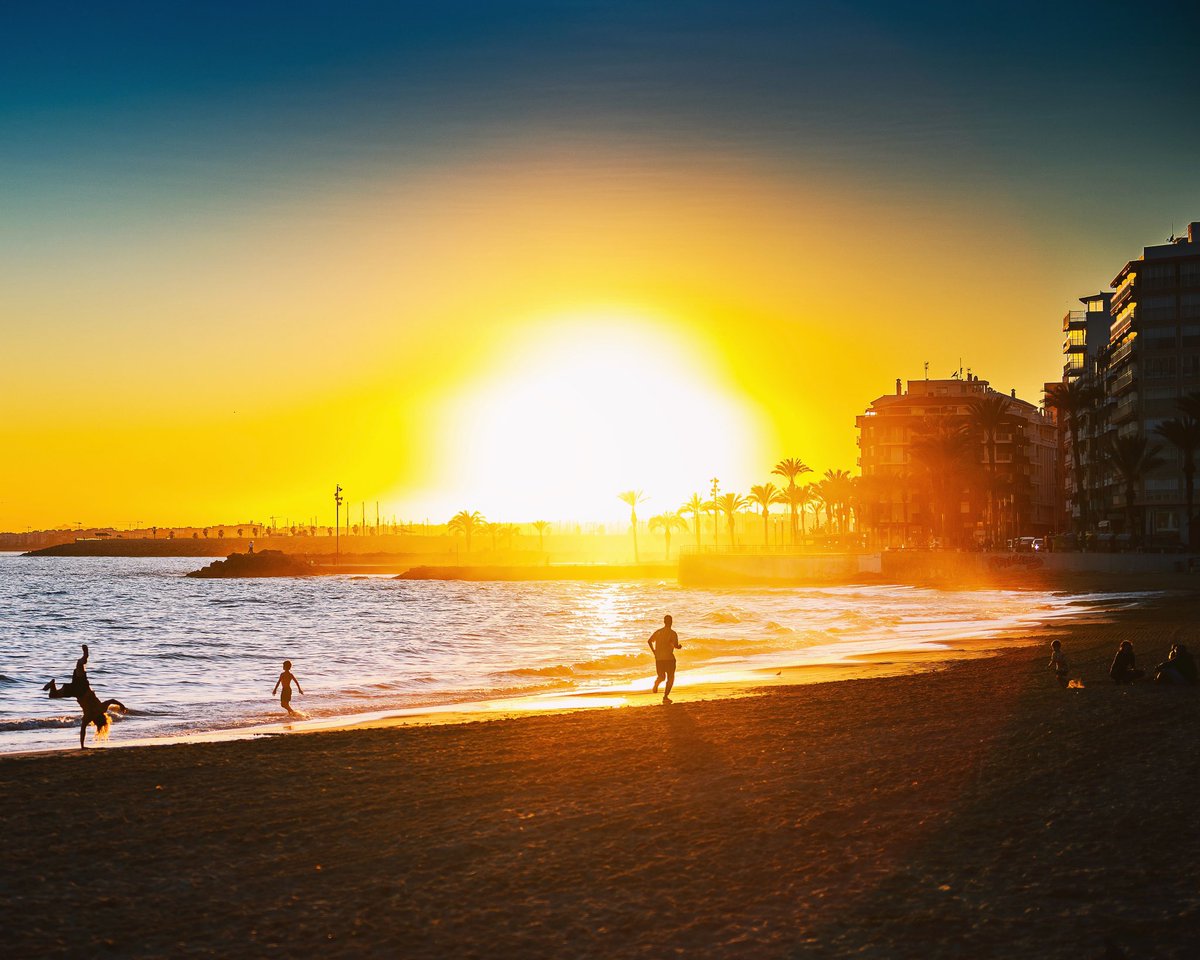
653,663,666,694
662,662,676,702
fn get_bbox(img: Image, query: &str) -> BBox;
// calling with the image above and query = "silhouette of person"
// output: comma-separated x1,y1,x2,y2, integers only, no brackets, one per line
43,644,127,748
1048,640,1070,689
1154,643,1198,685
648,615,681,704
1109,641,1145,684
43,643,91,700
273,660,304,716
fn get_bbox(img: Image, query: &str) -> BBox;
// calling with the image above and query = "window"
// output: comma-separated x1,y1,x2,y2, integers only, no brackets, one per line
1181,260,1200,288
1144,356,1177,379
1182,295,1200,321
1142,294,1177,323
1154,511,1180,533
1143,263,1176,288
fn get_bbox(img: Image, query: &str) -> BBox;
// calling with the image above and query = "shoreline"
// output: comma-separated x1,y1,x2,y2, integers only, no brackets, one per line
3,590,1199,957
3,590,1125,759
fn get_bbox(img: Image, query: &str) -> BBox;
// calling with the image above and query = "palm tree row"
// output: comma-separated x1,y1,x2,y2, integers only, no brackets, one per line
617,458,862,560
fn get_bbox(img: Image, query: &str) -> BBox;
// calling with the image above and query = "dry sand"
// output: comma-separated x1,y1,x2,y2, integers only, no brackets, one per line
3,592,1199,959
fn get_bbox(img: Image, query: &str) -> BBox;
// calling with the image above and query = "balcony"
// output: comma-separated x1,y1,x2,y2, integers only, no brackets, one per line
1111,393,1139,424
1062,310,1087,332
1107,337,1135,367
1109,365,1137,395
1112,272,1137,309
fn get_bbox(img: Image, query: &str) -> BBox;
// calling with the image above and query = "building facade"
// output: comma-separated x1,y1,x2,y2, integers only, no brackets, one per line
856,375,1058,548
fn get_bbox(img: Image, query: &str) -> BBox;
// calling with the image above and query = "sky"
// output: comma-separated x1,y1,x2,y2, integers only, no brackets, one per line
2,1,1199,529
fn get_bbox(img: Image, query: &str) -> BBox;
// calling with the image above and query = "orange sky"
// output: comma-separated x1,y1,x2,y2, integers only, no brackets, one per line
0,148,1093,529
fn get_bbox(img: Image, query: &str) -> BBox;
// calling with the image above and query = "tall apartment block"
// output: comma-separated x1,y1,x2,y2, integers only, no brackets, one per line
1103,221,1200,540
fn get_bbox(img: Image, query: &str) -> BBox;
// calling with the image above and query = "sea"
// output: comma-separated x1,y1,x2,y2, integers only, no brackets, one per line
0,553,1123,754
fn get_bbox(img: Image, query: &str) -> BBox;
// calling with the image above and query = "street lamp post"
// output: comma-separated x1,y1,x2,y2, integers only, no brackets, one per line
334,484,344,567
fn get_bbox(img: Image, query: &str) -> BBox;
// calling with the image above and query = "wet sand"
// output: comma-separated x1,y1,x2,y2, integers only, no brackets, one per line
3,592,1199,958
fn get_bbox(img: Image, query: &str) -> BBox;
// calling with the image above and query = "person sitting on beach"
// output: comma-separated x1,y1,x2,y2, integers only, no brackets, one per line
1109,641,1145,685
1154,644,1198,686
648,615,681,704
1048,640,1070,689
42,644,127,748
273,660,304,716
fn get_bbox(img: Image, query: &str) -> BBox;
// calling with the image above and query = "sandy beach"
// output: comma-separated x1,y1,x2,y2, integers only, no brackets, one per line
3,591,1199,959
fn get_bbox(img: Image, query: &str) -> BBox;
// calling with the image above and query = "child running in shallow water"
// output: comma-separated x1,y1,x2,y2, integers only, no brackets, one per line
272,660,304,716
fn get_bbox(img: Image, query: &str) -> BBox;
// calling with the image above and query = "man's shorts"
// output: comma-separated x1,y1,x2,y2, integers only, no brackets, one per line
655,659,676,676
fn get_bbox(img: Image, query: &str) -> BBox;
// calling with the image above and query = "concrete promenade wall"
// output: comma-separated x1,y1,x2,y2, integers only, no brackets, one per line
880,550,1200,589
678,552,882,586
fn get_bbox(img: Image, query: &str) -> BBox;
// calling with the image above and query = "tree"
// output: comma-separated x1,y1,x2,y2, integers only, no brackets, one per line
910,423,975,547
822,469,854,536
1155,414,1200,547
771,458,812,544
748,483,786,546
967,392,1012,546
448,510,485,553
618,490,647,562
1106,435,1165,547
713,492,747,547
532,520,550,553
1045,379,1102,534
649,511,688,560
681,494,706,551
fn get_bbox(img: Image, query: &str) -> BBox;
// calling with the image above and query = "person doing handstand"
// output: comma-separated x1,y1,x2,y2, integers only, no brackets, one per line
43,644,127,748
273,660,304,716
648,615,681,704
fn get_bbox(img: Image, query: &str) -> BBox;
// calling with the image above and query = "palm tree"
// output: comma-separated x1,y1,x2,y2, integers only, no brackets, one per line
649,511,689,560
448,510,485,553
1106,435,1165,547
681,494,706,551
1156,414,1200,547
532,520,550,553
748,483,786,546
822,469,853,536
618,490,646,562
713,492,747,547
910,423,975,547
1045,378,1101,534
789,484,815,542
771,458,812,544
967,392,1011,546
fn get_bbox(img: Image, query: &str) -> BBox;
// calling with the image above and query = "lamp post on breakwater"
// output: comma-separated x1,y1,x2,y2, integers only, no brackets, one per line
334,484,344,568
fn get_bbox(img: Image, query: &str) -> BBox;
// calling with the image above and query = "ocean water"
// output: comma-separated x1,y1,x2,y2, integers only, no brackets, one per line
0,554,1115,753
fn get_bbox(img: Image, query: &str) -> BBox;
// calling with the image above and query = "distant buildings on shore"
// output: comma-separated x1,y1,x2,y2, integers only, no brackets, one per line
857,218,1200,551
1054,221,1200,547
856,376,1057,548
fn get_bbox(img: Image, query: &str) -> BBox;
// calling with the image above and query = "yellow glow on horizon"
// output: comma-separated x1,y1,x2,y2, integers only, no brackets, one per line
0,144,1056,529
403,310,768,522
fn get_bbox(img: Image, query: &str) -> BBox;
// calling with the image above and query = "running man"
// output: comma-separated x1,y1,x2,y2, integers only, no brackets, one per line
273,660,304,716
648,614,681,704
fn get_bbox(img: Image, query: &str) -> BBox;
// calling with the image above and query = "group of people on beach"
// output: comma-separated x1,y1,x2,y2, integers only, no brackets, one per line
41,645,306,749
43,616,685,749
1049,638,1197,688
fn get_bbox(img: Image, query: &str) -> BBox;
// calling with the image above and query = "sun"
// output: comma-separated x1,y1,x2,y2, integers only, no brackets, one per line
416,310,767,522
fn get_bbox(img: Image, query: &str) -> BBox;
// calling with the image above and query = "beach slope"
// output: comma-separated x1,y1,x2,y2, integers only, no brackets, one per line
2,597,1199,959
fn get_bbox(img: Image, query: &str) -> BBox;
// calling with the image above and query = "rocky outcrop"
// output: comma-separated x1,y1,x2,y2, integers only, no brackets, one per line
186,551,315,579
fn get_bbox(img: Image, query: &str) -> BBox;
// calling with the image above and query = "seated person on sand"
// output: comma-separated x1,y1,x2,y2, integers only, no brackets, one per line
43,644,128,748
273,660,304,716
1109,641,1145,685
1154,644,1198,686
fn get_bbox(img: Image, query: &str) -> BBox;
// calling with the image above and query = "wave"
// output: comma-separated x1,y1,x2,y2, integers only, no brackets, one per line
498,665,575,679
0,674,20,685
702,610,742,624
0,716,79,731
